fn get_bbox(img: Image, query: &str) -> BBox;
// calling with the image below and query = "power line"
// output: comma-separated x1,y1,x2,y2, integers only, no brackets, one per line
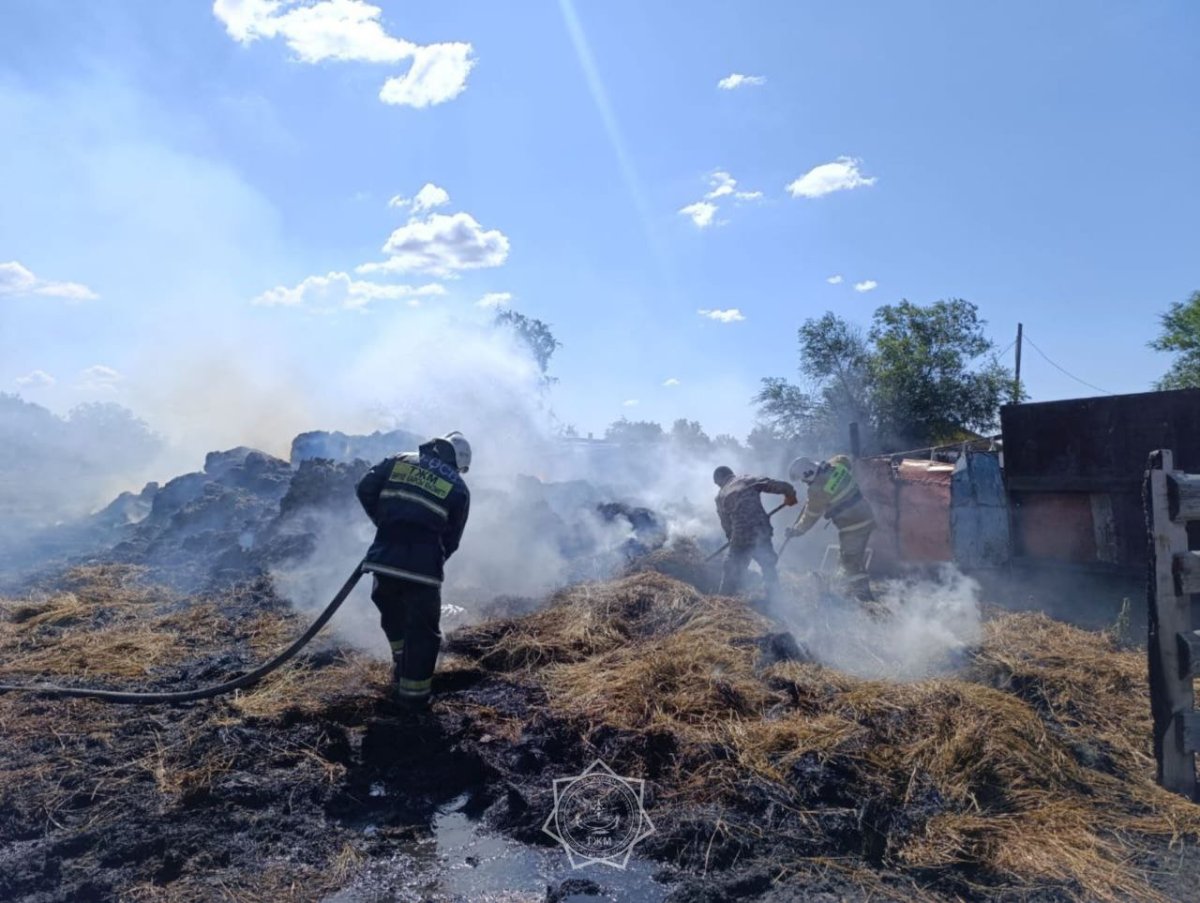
965,338,1015,364
1021,332,1114,396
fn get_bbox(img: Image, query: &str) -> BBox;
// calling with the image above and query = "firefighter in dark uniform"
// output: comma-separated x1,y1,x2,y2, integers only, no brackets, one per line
356,432,471,709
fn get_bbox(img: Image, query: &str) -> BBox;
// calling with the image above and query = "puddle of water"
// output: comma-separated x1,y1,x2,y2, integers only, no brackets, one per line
323,792,669,903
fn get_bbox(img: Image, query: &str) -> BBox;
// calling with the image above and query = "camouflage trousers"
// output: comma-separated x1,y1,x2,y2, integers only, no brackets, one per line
721,535,779,597
837,524,874,602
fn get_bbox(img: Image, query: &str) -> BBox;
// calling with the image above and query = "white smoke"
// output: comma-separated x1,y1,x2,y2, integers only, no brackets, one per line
259,306,691,656
771,564,983,680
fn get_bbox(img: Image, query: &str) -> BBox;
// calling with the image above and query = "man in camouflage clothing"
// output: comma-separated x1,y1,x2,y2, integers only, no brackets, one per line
786,455,877,603
713,465,798,597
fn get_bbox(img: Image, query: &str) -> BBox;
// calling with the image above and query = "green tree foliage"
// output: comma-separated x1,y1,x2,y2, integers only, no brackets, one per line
867,299,1011,448
494,310,562,383
752,378,813,440
754,299,1013,454
1150,290,1200,390
744,423,792,466
669,418,712,453
798,313,872,427
712,433,744,454
604,418,665,445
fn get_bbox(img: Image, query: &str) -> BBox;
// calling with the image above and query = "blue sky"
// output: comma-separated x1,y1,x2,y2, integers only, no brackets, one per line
2,0,1198,447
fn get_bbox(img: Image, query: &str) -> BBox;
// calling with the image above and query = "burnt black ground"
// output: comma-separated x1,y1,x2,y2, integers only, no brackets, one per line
0,566,909,903
4,575,1200,903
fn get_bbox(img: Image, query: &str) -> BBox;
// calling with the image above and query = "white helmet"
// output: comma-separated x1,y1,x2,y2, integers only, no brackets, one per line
789,457,819,484
444,431,471,474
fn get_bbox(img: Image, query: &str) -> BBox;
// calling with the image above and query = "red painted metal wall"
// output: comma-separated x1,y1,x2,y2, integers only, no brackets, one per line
856,458,954,571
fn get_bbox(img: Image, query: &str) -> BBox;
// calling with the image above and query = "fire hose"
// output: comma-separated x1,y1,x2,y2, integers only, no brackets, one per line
0,564,365,705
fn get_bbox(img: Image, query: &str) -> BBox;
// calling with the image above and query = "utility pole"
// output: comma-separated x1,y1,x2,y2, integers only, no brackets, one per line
1013,322,1023,404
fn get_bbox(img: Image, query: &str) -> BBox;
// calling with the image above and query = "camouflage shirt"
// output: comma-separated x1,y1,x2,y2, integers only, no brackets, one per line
716,475,795,545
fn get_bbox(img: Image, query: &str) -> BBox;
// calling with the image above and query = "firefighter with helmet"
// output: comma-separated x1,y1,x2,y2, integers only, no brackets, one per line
356,432,472,710
786,455,877,603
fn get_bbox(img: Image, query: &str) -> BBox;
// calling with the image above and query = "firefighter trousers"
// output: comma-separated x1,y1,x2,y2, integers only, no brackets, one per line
370,575,442,704
837,524,874,601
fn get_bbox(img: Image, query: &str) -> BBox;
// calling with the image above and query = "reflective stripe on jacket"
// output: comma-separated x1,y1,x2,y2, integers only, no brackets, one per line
356,439,470,586
795,454,875,535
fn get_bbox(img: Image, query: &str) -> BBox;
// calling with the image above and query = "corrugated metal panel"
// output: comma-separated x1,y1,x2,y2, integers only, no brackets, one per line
899,476,952,561
856,457,954,568
951,451,1010,567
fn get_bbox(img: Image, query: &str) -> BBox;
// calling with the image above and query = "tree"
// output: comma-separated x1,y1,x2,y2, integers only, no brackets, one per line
494,310,561,383
751,378,813,440
604,418,665,445
669,418,712,454
712,433,744,454
745,423,789,460
755,299,1014,454
867,299,1010,448
1150,290,1200,390
68,402,162,467
797,313,872,428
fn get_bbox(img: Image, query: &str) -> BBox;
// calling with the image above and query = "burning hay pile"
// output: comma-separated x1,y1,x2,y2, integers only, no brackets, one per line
2,564,1199,902
445,571,1200,902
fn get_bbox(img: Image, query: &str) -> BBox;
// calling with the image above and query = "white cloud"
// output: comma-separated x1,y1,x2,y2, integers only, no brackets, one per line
717,73,766,90
698,308,745,323
854,280,878,293
663,378,680,387
358,211,510,277
679,201,718,228
827,274,844,285
252,271,446,309
412,183,450,212
476,292,512,309
379,43,475,108
212,0,475,108
214,0,411,61
79,364,123,392
622,399,639,407
704,170,762,202
0,260,97,301
15,369,55,389
389,183,450,213
786,156,877,199
706,171,736,199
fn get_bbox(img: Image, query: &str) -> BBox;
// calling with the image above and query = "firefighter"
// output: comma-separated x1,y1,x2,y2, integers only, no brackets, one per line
785,455,876,603
713,465,798,598
356,432,471,710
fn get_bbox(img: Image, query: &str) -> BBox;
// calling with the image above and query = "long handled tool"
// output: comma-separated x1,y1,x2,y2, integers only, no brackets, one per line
777,503,835,555
704,502,790,562
776,505,808,556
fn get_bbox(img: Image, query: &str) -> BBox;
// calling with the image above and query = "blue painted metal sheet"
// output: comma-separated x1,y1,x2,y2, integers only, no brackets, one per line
951,451,1011,567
